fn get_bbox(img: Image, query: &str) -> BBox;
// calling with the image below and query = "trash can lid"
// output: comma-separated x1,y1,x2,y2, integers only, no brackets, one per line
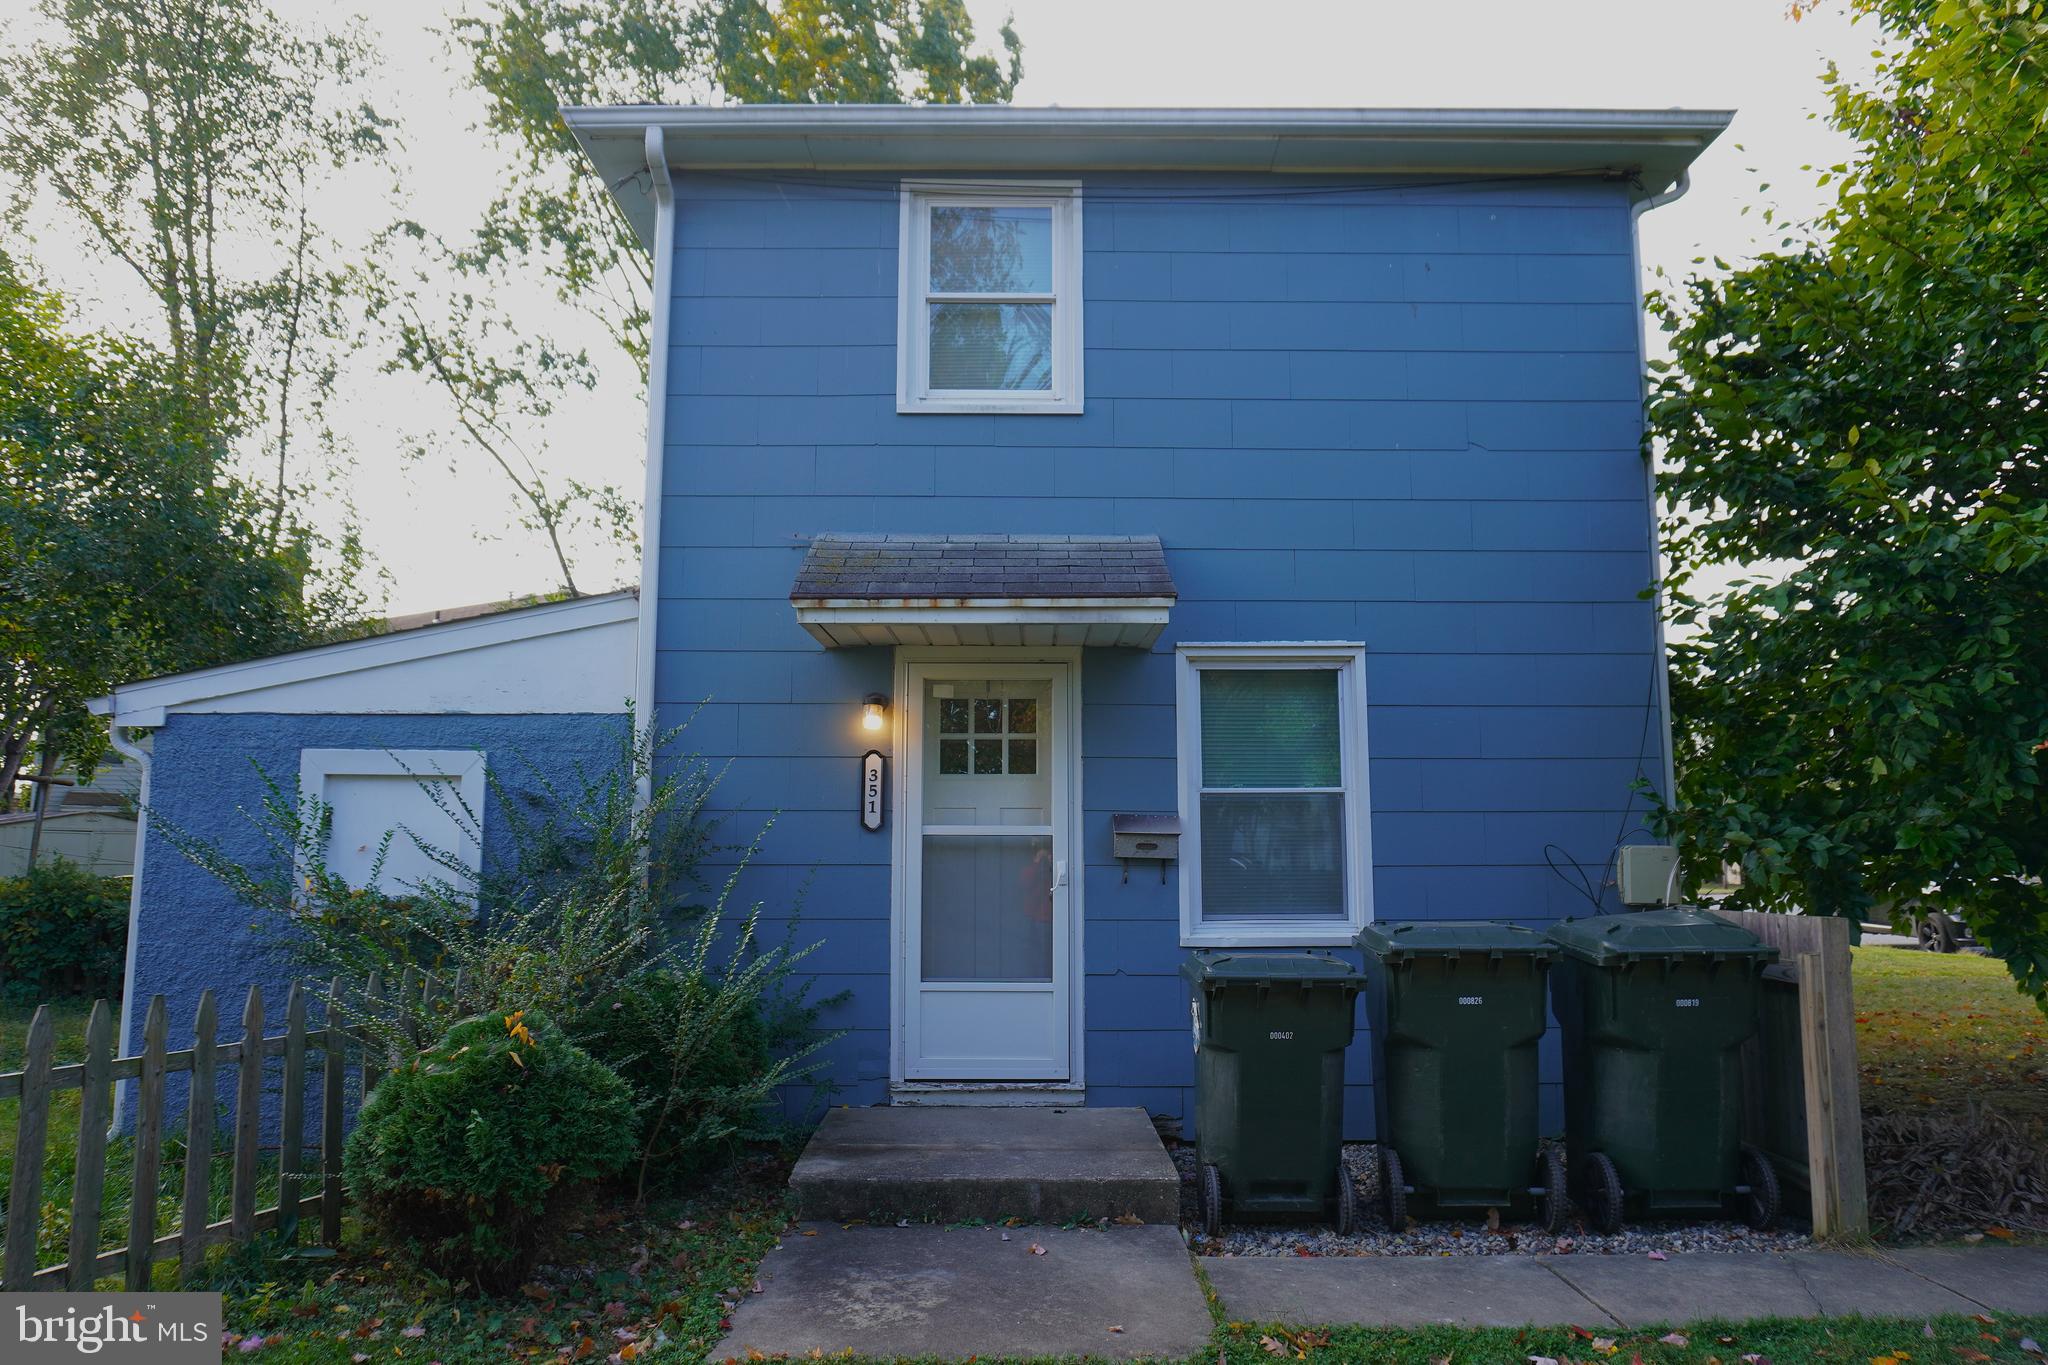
1356,920,1553,962
1180,949,1362,986
1544,907,1779,965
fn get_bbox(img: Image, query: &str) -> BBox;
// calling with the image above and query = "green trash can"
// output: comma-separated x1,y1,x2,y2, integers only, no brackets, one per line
1357,921,1566,1233
1546,908,1781,1232
1182,949,1363,1236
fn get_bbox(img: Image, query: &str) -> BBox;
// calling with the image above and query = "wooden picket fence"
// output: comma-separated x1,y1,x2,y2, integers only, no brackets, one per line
1,967,467,1291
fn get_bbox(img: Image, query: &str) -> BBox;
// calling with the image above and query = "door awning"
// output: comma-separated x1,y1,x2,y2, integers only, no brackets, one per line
791,534,1176,649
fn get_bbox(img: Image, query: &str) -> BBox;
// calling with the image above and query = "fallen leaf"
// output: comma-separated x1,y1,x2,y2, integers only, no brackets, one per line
1529,1356,1560,1365
801,1229,817,1237
1113,1213,1144,1226
1648,1250,1668,1261
1740,1356,1773,1365
1954,1352,1992,1363
1592,1338,1620,1356
1986,1227,2017,1240
1661,1334,1690,1347
1925,1324,1937,1339
1028,1242,1047,1256
1108,1325,1125,1334
2019,1340,2042,1356
402,1326,426,1339
1259,1335,1287,1357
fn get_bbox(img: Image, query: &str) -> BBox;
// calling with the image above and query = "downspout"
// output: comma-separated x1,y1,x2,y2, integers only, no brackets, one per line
634,125,677,808
1630,170,1690,836
105,710,151,1134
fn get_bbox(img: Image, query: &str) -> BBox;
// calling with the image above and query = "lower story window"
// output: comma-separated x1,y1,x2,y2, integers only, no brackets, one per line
1176,644,1372,946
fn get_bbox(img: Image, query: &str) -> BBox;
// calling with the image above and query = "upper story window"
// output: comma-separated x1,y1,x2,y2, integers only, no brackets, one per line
1176,644,1373,947
897,182,1083,415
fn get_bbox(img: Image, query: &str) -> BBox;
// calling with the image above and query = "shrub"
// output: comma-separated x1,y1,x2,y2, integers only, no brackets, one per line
173,719,843,1194
576,906,832,1195
0,860,128,1001
343,1009,634,1290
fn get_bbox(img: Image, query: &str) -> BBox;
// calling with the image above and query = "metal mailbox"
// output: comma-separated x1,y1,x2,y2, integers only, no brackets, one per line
1112,813,1180,883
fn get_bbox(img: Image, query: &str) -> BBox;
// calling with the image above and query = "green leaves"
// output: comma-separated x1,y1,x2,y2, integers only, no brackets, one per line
1654,0,2048,1013
450,0,1024,363
0,261,346,800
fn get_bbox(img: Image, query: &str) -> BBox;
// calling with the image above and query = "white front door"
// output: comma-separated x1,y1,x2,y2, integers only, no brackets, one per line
901,660,1074,1080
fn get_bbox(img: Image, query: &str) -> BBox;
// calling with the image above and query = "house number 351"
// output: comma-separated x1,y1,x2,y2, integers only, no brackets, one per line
859,750,885,832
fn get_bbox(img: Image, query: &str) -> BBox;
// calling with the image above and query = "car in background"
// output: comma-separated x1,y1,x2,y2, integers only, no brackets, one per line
1868,897,1981,953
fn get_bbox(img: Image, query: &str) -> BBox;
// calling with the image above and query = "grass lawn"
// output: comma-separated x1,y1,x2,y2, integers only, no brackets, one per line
1853,946,2048,1127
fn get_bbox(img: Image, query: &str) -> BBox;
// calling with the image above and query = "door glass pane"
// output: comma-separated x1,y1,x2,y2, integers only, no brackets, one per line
1201,669,1342,788
1198,792,1345,920
929,303,1053,392
929,204,1053,293
1007,739,1037,775
922,835,1054,981
939,698,971,733
972,739,1003,775
939,739,969,775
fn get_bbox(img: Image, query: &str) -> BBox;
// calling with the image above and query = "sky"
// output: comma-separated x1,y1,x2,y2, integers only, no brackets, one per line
11,0,1876,614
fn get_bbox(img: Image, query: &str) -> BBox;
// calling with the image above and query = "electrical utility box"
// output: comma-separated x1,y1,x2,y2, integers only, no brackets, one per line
1616,844,1680,906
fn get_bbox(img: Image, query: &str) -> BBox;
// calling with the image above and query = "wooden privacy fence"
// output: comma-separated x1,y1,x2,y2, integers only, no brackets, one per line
1709,908,1870,1239
1,967,467,1292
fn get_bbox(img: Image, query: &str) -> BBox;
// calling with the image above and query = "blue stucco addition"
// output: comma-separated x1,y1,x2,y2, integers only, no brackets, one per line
122,711,628,1131
654,171,1667,1136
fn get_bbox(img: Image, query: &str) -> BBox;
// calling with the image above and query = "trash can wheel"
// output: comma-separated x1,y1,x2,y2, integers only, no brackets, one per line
1379,1145,1407,1230
1535,1145,1569,1235
1580,1151,1624,1235
1739,1146,1781,1231
1334,1163,1359,1235
1199,1163,1224,1238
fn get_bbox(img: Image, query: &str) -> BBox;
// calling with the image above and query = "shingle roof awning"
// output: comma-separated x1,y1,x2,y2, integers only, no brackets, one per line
791,534,1175,649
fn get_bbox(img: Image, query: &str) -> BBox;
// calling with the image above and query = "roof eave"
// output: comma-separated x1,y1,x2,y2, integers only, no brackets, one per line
563,104,1735,250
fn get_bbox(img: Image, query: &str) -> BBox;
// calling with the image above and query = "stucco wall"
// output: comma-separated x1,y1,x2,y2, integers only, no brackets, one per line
655,171,1665,1135
121,710,628,1131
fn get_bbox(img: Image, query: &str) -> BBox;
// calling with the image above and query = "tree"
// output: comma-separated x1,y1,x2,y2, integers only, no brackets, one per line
0,260,353,805
453,0,1023,361
1650,0,2048,1008
365,223,638,598
0,0,393,541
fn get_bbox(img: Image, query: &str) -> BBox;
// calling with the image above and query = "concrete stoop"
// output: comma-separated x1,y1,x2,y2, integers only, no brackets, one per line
788,1105,1182,1223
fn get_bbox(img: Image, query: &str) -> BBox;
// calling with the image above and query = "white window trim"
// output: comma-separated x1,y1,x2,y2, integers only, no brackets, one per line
297,748,487,905
1176,643,1374,948
897,179,1084,415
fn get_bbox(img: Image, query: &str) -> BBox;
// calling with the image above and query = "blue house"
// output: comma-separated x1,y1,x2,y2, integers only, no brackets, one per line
551,105,1731,1134
89,592,638,1126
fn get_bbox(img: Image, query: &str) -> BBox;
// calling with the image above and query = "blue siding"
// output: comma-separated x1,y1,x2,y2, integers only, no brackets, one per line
658,172,1662,1133
122,712,627,1132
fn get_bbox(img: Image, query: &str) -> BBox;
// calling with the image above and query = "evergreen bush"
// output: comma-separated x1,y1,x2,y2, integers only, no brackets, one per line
343,1008,634,1290
0,860,128,1001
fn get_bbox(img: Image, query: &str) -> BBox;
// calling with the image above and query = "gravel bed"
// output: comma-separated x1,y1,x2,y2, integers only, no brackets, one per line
1172,1143,1811,1257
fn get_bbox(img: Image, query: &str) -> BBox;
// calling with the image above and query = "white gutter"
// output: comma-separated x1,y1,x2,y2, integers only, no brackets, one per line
104,715,151,1134
633,124,676,802
1630,170,1691,831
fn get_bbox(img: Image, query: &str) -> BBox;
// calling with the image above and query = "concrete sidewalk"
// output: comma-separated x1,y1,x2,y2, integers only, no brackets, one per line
1208,1244,2048,1329
719,1227,2048,1362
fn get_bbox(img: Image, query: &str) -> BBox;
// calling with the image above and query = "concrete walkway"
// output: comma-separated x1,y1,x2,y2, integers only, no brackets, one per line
720,1232,2048,1361
715,1222,1213,1361
1208,1244,2048,1330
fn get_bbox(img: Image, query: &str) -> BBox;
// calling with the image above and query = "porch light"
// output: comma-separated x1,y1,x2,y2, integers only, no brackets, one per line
861,694,888,733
